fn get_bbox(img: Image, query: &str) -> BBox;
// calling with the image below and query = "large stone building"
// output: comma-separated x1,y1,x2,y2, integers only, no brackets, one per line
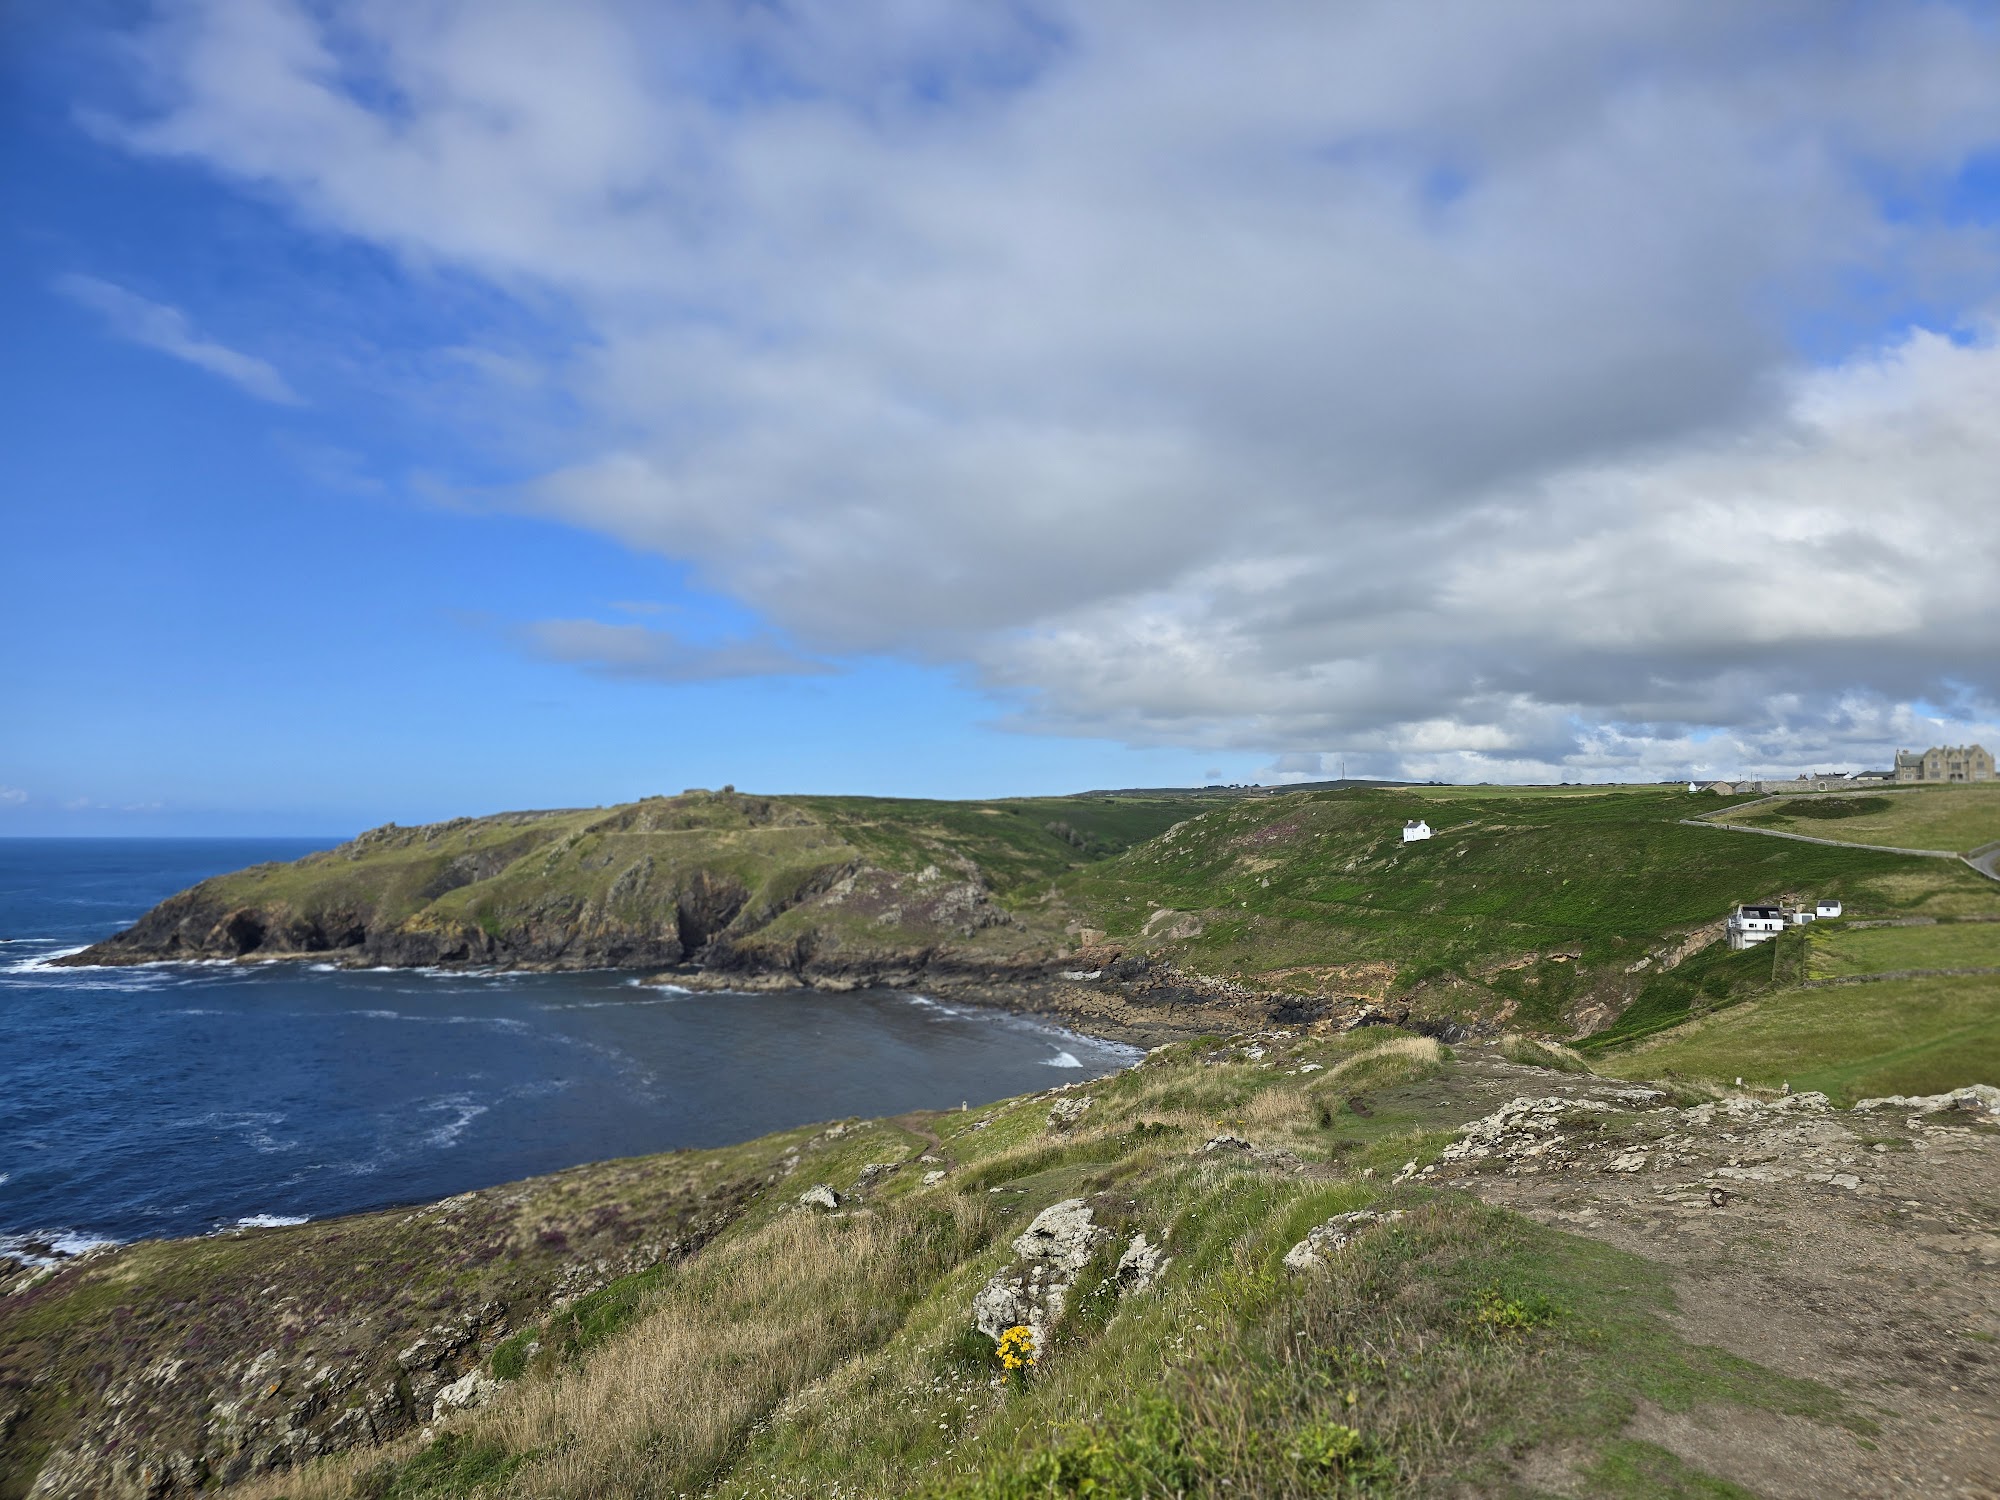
1894,744,1995,783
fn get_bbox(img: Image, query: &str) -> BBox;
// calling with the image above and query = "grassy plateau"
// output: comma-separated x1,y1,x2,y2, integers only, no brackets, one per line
1709,784,2000,853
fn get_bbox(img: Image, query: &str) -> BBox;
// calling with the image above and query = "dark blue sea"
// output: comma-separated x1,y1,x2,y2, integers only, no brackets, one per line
0,839,1135,1256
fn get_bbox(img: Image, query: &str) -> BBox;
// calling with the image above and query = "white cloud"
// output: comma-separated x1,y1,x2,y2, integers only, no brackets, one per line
0,786,27,807
517,618,830,683
55,274,303,405
90,0,2000,773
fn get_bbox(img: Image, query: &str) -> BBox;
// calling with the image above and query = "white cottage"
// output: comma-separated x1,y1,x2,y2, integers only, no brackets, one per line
1402,819,1433,843
1726,905,1787,950
1816,898,1843,919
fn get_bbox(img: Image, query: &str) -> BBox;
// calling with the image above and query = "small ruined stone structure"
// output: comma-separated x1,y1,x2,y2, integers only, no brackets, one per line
1894,744,1994,783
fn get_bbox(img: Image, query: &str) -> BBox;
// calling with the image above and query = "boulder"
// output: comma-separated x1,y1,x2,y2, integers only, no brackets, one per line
1282,1209,1403,1273
431,1370,500,1419
1011,1198,1109,1273
971,1199,1113,1347
1047,1097,1093,1130
799,1185,841,1211
1851,1085,2000,1117
1116,1232,1169,1291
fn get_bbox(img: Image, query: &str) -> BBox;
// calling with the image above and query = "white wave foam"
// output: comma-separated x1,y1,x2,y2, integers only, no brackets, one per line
424,1097,489,1148
1042,1050,1085,1068
0,1229,119,1265
0,945,89,974
905,994,965,1018
627,978,692,993
234,1213,309,1229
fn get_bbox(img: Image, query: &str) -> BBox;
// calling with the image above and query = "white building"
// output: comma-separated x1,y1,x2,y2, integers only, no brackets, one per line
1402,819,1433,843
1726,905,1787,950
1816,899,1842,919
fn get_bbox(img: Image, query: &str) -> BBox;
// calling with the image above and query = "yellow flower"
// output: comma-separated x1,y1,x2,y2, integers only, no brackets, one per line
995,1324,1037,1372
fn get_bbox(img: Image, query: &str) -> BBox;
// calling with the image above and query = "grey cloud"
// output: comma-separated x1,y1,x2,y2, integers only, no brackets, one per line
96,1,2000,775
54,274,303,405
516,618,832,684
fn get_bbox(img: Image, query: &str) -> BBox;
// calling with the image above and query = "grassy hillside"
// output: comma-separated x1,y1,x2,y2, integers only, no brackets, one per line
1710,784,2000,852
69,780,2000,1043
1058,785,2000,1032
86,1031,1850,1500
67,789,1201,974
1806,919,2000,977
1593,974,2000,1104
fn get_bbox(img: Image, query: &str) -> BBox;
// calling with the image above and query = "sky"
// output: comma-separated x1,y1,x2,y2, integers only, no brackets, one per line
4,1,2000,835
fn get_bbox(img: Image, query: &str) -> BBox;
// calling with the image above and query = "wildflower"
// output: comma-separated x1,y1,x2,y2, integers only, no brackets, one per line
995,1324,1036,1379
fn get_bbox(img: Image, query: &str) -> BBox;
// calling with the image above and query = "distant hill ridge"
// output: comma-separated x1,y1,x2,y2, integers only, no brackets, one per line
62,783,2000,1041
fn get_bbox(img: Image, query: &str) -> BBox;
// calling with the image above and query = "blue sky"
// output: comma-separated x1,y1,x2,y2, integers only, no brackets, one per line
4,3,2000,835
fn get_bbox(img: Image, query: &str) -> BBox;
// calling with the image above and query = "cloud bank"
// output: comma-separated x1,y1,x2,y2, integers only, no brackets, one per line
94,0,2000,777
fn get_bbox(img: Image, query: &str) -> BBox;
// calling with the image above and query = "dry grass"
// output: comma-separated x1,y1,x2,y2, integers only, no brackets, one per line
232,1199,993,1500
1323,1036,1442,1081
1498,1034,1592,1074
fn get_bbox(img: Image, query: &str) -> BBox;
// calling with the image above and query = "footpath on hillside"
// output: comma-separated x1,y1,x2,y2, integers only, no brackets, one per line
1423,1044,1998,1499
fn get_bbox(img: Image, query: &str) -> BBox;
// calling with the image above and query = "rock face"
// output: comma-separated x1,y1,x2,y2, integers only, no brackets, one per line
50,792,1068,996
0,1150,763,1499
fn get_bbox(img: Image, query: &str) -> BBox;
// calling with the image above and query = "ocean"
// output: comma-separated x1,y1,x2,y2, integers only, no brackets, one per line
0,838,1136,1256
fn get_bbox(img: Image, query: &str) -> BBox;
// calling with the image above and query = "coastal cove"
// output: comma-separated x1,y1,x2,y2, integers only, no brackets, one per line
0,840,1136,1253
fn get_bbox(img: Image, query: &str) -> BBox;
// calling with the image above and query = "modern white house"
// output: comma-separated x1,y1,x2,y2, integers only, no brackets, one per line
1816,898,1843,919
1402,819,1433,843
1726,905,1788,949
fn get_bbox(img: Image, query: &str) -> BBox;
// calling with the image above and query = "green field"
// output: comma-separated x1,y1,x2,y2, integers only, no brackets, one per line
1807,920,2000,978
1062,786,2000,1029
1595,973,2000,1103
1713,784,2000,853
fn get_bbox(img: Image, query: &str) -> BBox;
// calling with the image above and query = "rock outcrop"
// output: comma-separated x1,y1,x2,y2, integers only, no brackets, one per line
972,1199,1111,1349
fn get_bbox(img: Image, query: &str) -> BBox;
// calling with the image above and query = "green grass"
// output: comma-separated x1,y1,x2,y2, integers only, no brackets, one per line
1806,920,2000,977
1060,785,1998,1032
1714,784,2000,854
1594,974,2000,1103
277,1035,1860,1500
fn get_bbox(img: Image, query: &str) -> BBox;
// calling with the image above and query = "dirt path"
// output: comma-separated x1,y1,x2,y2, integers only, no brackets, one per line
1428,1046,2000,1498
1680,816,2000,883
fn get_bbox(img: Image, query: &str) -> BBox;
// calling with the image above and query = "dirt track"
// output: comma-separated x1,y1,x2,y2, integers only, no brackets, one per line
1428,1046,2000,1499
